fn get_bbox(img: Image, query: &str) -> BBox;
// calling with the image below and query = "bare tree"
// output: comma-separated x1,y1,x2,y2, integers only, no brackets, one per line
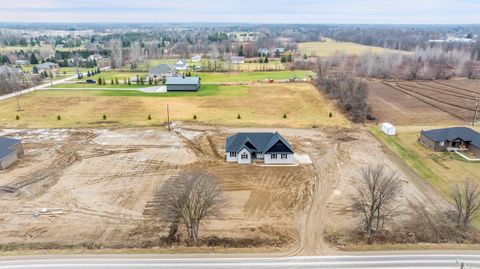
451,180,480,231
158,171,227,244
353,165,402,243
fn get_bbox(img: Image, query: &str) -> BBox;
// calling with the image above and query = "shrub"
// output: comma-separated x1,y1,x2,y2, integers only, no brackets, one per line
283,113,287,119
193,114,197,120
329,112,333,117
15,115,20,120
57,115,61,120
103,114,107,120
237,114,241,119
148,114,152,120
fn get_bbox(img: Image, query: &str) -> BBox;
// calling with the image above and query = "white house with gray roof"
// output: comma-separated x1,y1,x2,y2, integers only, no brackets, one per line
226,132,294,164
148,64,174,78
0,137,23,170
175,59,189,70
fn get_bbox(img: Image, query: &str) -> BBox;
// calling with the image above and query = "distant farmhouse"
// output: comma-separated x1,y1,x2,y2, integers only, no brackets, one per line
191,55,202,62
165,76,201,91
36,62,59,73
230,56,245,64
148,64,175,78
175,59,189,70
0,137,23,170
226,132,294,165
419,127,480,157
15,60,29,65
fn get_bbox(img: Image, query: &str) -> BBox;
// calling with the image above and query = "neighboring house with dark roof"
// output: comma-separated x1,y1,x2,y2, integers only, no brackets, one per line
0,137,24,170
226,132,294,164
419,127,480,156
175,59,189,70
148,64,174,78
165,76,201,91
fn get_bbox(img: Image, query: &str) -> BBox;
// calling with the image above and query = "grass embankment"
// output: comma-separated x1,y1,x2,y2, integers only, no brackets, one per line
1,83,348,129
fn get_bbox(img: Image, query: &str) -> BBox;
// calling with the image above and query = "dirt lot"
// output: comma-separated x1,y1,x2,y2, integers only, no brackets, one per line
0,123,448,254
367,79,480,126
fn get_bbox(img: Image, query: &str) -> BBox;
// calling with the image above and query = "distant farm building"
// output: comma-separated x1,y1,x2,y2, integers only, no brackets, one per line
381,122,396,136
419,127,480,157
191,55,202,62
165,76,201,91
36,62,59,73
230,56,245,64
0,137,24,170
226,132,294,165
175,59,189,70
148,64,174,78
15,60,29,65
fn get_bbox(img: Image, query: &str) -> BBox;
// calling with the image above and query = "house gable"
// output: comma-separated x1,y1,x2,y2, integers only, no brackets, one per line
265,139,294,153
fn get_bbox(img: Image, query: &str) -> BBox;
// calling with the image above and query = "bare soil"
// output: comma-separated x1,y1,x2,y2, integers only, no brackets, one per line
0,123,448,254
367,79,480,126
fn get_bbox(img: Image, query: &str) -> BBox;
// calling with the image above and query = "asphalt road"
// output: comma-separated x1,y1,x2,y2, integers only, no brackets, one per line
0,255,478,269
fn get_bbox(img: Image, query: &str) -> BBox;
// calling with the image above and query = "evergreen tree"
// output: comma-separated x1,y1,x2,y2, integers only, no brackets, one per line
287,54,293,62
103,114,107,120
30,53,38,64
87,71,91,77
57,115,61,120
115,78,119,85
98,77,102,85
264,57,269,63
303,54,308,60
148,114,152,120
237,114,241,119
280,55,287,63
111,79,114,85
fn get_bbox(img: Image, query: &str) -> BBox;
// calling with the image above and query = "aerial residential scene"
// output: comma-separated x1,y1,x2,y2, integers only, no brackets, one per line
1,0,480,268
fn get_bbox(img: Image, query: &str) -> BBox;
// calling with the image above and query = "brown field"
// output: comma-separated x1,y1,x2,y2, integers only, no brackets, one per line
0,83,348,129
0,123,447,254
368,79,480,126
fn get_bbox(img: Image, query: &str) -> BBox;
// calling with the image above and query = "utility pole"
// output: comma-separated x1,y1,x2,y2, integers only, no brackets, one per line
473,97,479,126
167,104,171,131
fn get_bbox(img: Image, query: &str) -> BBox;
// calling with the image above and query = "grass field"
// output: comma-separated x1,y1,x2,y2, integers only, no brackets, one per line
138,59,287,72
0,83,347,128
298,38,410,57
371,126,480,198
49,70,315,89
191,70,315,83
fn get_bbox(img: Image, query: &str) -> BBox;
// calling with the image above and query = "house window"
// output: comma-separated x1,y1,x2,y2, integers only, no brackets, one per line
271,154,277,159
230,152,236,157
281,154,288,159
439,141,445,146
241,153,248,159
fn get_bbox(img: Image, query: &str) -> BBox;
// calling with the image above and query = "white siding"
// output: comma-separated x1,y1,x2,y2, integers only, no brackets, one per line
264,153,294,164
226,152,238,162
381,123,396,136
237,148,251,164
0,152,18,170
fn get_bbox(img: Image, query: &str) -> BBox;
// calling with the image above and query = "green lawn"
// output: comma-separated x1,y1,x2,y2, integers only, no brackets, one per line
191,70,315,83
98,84,248,97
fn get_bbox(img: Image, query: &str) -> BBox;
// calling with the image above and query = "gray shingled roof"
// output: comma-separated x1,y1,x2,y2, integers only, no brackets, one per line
226,132,294,153
36,62,57,69
421,127,480,148
166,77,200,85
148,64,173,75
0,137,21,160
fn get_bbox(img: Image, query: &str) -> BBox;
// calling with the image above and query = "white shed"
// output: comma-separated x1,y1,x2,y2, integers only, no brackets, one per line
381,122,396,136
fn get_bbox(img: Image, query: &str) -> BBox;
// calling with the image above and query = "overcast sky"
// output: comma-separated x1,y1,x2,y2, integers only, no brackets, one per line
0,0,479,24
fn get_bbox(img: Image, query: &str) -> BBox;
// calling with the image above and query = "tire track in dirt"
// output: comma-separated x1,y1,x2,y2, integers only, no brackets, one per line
289,140,350,255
